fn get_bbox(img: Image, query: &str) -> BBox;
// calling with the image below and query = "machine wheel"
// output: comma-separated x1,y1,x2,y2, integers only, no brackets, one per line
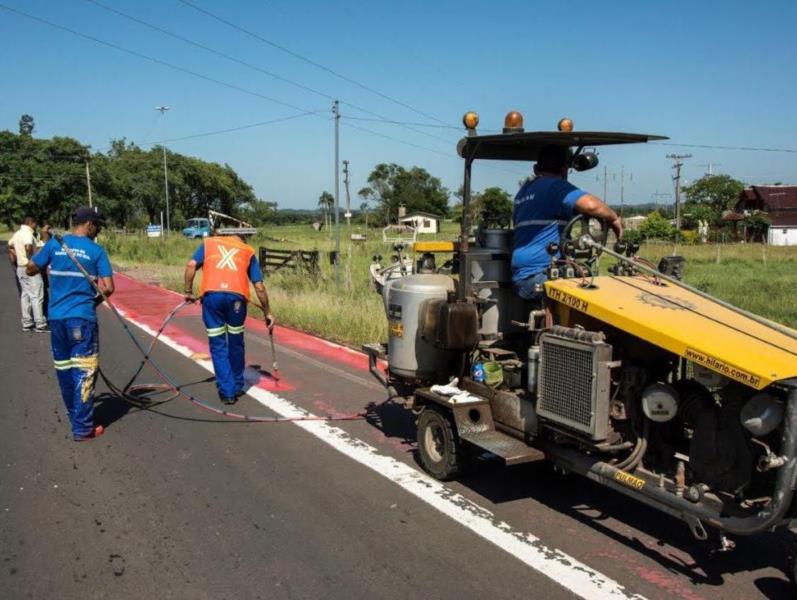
417,406,466,481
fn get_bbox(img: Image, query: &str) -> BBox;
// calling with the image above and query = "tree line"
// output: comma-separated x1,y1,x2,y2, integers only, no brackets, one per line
0,122,266,229
0,116,470,230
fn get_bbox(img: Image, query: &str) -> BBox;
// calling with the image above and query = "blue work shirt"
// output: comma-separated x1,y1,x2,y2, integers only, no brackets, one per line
511,176,586,283
32,235,113,321
191,243,264,285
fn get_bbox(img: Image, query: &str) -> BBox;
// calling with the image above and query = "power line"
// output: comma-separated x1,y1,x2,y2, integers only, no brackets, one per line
176,0,453,127
342,122,528,178
83,0,455,146
342,115,462,130
0,3,314,115
343,122,451,158
652,141,797,154
1,4,461,163
144,111,323,145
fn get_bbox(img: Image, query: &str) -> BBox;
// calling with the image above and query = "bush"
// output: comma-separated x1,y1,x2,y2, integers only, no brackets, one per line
677,230,699,245
639,211,676,240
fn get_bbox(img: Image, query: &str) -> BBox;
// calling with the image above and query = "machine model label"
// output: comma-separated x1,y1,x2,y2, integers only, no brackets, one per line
614,471,646,490
389,320,404,338
547,287,590,312
387,303,402,320
684,348,761,387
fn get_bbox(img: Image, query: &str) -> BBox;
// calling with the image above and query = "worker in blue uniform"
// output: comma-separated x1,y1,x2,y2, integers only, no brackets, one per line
183,234,274,405
27,206,114,441
512,145,623,300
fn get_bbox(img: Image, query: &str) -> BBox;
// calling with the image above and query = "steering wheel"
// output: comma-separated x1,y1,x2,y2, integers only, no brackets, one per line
559,215,609,263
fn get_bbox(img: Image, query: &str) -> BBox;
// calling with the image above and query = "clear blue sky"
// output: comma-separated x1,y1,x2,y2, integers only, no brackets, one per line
2,0,796,212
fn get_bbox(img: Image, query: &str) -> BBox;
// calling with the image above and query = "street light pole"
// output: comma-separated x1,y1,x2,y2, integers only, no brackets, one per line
332,100,340,285
156,106,171,235
84,156,93,207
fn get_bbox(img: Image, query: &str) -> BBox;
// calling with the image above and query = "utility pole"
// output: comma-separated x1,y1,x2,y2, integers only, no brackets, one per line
342,159,352,230
156,105,171,235
667,153,691,230
332,100,341,285
84,156,93,207
698,162,721,177
652,190,671,210
603,166,608,202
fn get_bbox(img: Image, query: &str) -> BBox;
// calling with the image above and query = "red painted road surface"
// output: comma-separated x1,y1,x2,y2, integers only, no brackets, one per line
99,274,797,598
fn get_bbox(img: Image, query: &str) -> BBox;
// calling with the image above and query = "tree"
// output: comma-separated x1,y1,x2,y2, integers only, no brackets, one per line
0,130,259,229
359,163,449,225
18,114,34,137
682,174,745,212
681,201,720,230
240,199,277,226
478,187,512,227
451,185,512,226
639,211,675,240
318,191,334,232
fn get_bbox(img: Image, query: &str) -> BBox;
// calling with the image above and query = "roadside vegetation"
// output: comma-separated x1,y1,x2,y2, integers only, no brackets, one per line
105,223,797,347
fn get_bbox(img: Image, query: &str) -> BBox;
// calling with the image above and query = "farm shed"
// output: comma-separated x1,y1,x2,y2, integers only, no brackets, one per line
736,185,797,246
399,212,441,234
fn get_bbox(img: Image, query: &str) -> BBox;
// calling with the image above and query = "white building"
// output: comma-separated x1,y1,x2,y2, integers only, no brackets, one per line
622,215,648,230
399,212,441,234
737,185,797,246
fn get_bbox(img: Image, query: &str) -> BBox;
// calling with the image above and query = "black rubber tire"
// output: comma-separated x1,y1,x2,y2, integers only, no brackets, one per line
417,406,465,481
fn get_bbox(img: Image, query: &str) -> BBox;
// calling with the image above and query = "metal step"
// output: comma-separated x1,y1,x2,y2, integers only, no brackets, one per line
460,430,545,466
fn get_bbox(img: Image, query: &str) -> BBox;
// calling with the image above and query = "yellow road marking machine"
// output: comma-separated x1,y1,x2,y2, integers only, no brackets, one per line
364,112,797,584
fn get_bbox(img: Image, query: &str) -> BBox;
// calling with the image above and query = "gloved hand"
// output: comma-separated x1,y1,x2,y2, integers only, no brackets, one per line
265,313,275,332
184,292,198,304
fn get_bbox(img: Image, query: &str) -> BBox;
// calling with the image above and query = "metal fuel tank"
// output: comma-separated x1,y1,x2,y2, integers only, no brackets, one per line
383,274,455,380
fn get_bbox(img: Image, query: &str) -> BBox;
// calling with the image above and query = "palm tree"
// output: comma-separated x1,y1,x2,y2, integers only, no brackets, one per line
318,191,334,233
360,201,370,239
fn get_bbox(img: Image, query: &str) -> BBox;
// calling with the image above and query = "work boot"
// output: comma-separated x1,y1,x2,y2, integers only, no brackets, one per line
221,396,236,406
74,425,105,442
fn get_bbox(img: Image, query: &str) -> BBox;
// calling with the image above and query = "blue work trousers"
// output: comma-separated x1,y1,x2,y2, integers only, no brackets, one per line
50,318,99,438
202,292,247,399
513,272,549,302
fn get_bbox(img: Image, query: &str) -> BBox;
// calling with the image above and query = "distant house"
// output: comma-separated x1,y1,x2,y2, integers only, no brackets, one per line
736,185,797,246
622,215,648,230
399,212,441,234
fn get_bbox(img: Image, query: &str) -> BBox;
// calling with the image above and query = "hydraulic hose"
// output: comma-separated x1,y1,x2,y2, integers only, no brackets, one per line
53,234,370,423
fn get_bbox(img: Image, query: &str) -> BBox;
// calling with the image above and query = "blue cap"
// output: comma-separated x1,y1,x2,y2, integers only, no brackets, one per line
72,206,105,225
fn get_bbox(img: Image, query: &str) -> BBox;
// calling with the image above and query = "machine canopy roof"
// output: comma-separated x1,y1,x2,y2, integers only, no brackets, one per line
457,131,668,161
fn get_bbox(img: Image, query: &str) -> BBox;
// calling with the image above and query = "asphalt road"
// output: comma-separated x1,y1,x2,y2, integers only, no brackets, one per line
1,247,795,600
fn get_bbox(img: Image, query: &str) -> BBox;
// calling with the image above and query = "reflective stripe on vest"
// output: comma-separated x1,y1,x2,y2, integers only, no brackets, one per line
199,237,255,298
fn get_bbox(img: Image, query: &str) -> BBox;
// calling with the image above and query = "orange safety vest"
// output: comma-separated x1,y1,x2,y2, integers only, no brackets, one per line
199,236,256,298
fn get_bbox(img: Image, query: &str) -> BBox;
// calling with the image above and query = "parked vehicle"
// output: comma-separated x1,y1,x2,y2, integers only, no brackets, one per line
181,218,212,238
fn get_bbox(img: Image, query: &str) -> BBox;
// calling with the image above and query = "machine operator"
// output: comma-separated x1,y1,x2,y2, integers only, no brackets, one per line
183,232,274,405
512,145,623,300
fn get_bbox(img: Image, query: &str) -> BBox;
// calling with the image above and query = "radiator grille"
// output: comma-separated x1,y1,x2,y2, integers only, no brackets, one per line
538,340,594,429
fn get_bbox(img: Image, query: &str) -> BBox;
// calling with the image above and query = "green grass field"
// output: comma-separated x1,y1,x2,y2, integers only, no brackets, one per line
104,224,797,347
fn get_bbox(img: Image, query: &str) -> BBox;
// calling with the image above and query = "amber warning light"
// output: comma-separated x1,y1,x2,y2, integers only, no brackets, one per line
557,117,574,132
503,111,524,133
462,111,479,130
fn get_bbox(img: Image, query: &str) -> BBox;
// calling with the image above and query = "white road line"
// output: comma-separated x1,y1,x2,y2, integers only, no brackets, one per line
114,308,646,600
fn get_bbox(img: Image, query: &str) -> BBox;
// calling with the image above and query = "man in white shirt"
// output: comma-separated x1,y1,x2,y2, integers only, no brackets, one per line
9,216,48,332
